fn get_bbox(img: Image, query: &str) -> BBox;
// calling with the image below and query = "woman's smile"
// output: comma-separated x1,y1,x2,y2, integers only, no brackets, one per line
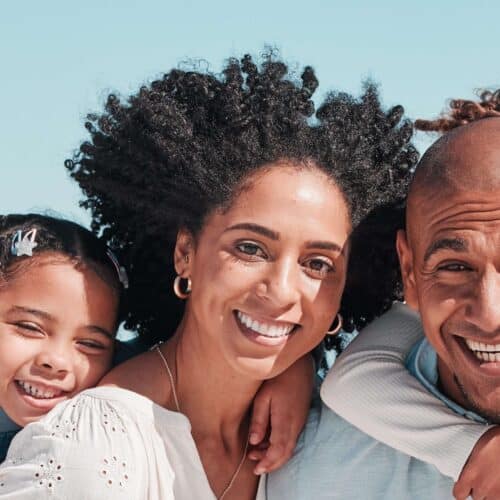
233,310,299,347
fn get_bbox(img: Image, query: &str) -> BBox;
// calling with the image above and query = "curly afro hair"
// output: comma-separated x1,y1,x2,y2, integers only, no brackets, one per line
415,89,500,133
66,53,418,343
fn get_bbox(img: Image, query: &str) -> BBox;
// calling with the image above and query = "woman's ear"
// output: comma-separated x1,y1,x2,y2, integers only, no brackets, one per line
174,229,195,277
396,229,418,312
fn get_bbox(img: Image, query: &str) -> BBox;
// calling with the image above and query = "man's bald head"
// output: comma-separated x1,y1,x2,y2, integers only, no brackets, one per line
407,117,500,236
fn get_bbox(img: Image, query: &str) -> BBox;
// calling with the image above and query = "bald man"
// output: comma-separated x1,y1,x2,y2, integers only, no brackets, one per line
399,118,500,423
267,118,500,499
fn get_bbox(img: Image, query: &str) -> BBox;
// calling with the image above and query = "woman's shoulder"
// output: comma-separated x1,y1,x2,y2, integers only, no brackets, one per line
100,348,170,407
0,387,184,499
0,390,150,498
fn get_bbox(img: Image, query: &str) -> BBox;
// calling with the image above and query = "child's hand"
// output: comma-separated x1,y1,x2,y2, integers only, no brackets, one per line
452,427,500,500
247,354,315,475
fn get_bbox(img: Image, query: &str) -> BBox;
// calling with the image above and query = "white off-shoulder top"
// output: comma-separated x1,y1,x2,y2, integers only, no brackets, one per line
0,386,267,499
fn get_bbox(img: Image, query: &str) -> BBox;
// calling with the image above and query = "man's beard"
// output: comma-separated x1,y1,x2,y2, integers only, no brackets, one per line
455,374,500,424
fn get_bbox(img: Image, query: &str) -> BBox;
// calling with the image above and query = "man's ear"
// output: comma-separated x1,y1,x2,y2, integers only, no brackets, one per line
174,229,195,277
396,229,419,311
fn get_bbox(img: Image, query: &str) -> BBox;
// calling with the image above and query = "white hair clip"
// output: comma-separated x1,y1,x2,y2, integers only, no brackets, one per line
106,249,129,289
11,229,38,257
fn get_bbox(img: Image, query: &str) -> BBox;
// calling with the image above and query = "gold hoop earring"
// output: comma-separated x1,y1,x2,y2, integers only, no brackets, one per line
325,314,343,336
173,275,192,299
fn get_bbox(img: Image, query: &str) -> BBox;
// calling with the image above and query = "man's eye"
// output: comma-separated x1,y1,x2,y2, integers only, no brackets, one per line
438,263,472,272
235,242,266,258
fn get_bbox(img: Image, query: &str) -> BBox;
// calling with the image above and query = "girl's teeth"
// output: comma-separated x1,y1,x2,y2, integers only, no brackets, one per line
236,311,294,338
17,380,61,399
465,339,500,362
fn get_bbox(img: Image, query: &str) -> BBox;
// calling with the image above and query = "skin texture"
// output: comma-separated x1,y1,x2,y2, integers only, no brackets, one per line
0,255,118,426
397,118,500,499
175,165,350,380
103,163,351,499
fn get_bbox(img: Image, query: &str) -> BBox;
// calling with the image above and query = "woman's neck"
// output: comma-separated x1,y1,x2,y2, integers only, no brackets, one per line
164,316,262,444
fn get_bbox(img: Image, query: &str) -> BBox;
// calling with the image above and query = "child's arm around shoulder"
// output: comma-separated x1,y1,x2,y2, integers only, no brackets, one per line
321,302,493,481
248,353,314,474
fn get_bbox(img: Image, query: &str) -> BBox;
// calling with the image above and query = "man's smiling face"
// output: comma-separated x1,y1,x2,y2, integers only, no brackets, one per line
397,118,500,423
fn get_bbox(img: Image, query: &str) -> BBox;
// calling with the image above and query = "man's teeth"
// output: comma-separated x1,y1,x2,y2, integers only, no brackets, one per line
16,380,63,399
236,311,295,338
465,339,500,362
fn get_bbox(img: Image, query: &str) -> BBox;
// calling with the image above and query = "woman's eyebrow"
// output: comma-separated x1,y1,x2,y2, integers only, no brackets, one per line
225,223,279,240
305,240,344,253
423,237,468,263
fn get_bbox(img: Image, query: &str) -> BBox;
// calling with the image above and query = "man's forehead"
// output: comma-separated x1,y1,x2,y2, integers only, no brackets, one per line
407,189,500,249
407,118,500,239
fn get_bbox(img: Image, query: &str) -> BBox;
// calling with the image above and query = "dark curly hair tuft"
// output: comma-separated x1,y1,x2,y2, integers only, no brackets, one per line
415,89,500,133
66,53,418,343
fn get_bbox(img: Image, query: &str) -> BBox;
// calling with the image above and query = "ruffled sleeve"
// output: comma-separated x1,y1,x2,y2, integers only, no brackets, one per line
0,388,159,499
321,302,494,480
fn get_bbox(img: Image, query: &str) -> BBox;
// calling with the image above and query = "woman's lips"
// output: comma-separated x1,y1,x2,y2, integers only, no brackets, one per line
234,310,299,346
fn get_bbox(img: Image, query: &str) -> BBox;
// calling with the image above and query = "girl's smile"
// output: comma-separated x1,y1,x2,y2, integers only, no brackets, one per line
0,256,117,425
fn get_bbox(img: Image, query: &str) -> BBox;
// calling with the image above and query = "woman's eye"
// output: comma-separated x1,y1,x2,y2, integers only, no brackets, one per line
304,258,334,278
235,242,267,259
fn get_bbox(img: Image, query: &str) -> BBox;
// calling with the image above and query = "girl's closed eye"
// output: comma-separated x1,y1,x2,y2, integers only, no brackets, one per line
12,321,45,337
77,339,107,352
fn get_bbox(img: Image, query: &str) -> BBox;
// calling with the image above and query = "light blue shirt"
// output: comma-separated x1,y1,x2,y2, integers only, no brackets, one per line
267,339,483,499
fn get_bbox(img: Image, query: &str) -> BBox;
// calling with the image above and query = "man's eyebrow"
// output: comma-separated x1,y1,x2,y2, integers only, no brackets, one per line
11,306,54,321
224,223,279,240
424,237,468,263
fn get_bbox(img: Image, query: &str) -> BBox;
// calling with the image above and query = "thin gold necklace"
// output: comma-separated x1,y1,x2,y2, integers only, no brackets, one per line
155,345,249,500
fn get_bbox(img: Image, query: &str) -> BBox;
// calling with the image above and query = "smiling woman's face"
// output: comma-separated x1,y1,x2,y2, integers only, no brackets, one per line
176,163,351,379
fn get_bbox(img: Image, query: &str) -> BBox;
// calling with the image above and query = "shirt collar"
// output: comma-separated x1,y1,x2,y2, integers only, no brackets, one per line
406,338,490,425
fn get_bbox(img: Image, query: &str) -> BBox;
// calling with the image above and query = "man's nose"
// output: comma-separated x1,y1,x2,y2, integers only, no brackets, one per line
467,268,500,335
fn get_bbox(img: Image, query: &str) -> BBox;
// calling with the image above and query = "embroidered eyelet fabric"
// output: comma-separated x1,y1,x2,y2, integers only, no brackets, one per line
0,387,266,499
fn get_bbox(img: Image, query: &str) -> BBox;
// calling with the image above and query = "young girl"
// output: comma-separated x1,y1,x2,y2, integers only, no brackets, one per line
0,213,127,461
0,213,314,471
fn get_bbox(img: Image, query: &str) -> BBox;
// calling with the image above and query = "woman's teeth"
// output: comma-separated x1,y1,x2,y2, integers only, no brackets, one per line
236,311,295,338
16,380,63,399
465,339,500,362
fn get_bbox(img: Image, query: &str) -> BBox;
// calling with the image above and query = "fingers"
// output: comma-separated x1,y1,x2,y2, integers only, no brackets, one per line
253,409,295,475
247,441,269,462
452,479,472,500
249,392,272,446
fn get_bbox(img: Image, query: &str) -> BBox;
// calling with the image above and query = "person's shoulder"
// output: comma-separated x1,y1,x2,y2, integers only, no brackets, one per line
364,302,422,336
100,348,169,407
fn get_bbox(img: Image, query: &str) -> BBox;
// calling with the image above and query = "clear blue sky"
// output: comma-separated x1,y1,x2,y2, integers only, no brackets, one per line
1,0,498,227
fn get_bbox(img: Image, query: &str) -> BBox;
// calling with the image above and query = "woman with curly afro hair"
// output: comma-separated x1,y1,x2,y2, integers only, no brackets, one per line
0,53,417,499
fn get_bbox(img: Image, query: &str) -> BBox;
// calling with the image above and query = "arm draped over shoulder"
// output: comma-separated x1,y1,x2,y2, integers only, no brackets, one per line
321,302,494,480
